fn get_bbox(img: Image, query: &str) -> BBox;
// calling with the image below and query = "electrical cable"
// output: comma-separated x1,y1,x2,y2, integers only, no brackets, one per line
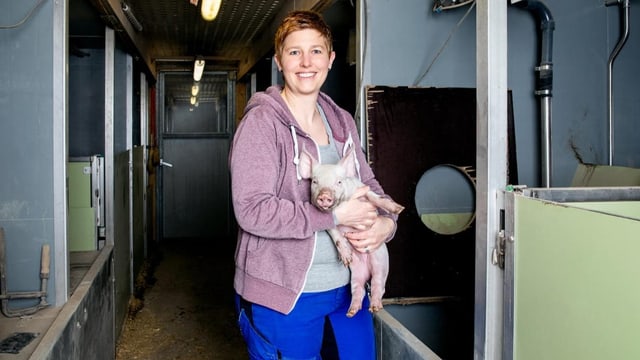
0,0,48,30
353,0,368,146
413,0,476,86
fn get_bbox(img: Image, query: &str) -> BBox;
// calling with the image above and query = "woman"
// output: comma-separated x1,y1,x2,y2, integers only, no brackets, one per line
229,10,398,360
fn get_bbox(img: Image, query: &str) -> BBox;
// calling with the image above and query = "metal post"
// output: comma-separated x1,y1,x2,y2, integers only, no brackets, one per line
476,0,508,358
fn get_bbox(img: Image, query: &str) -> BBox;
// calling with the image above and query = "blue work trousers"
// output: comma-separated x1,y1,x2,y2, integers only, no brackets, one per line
235,285,375,360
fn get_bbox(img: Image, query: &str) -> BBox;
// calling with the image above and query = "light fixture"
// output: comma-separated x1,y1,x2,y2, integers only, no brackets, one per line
193,59,205,81
190,96,197,105
191,83,200,96
121,2,143,32
201,0,222,21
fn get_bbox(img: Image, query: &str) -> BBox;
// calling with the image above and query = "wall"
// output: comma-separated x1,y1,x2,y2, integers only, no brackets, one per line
1,0,141,318
0,0,62,305
364,0,640,187
69,49,106,157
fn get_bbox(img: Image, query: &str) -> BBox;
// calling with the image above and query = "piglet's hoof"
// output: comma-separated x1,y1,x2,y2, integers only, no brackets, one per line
346,306,361,318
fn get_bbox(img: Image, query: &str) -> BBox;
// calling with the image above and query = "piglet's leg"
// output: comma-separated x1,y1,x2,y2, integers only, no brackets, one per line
364,192,405,215
367,244,389,313
347,254,369,317
327,228,353,266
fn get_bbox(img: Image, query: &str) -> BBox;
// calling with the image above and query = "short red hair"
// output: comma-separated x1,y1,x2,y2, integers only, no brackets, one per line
274,10,333,58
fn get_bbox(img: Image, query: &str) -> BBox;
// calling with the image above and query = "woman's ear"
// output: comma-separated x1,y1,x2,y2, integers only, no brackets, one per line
328,51,336,70
274,55,283,72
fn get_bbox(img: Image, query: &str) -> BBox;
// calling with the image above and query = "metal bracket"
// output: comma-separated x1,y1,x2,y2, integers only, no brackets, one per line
492,229,506,269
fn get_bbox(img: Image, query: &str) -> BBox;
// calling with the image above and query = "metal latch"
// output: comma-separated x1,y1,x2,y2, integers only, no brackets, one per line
492,229,506,269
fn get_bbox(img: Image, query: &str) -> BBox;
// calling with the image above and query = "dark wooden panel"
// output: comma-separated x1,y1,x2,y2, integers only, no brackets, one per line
367,86,516,360
366,85,516,298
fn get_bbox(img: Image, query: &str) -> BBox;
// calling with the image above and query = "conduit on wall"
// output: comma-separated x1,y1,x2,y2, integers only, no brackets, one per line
511,0,554,187
605,0,630,166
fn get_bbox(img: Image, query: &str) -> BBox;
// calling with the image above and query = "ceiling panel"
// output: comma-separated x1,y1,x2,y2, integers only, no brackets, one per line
72,0,346,77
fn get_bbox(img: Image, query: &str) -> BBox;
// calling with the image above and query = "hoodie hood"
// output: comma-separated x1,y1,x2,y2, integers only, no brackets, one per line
244,85,352,143
244,85,359,180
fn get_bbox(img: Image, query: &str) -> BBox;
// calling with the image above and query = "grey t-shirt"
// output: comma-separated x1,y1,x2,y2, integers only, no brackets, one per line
303,109,351,292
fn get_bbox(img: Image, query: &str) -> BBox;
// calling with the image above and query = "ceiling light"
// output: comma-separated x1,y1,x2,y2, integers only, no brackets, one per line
201,0,222,21
193,59,205,81
190,96,197,105
191,83,200,96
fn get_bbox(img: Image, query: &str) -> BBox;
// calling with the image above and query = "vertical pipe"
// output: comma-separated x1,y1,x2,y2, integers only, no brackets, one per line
511,0,554,187
605,0,630,166
540,96,552,186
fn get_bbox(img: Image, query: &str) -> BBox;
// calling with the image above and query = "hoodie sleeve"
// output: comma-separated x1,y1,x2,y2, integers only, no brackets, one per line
229,101,335,240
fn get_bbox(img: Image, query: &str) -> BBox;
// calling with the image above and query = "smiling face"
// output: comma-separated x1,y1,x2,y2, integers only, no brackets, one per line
275,28,335,97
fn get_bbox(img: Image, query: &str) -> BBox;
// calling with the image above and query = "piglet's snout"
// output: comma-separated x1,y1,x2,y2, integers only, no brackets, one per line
315,189,336,210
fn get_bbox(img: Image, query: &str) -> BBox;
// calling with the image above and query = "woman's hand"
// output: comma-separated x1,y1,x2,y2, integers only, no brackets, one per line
332,186,378,230
345,216,394,253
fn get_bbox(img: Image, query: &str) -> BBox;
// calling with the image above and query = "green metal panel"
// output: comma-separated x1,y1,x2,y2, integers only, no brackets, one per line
567,201,640,220
68,162,91,207
68,162,96,251
514,195,640,360
68,208,96,251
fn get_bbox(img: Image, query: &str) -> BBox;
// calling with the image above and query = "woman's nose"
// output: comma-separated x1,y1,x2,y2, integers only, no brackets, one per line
300,53,311,67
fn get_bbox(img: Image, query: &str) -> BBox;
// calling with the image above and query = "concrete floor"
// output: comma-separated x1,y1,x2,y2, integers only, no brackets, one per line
116,237,248,359
0,305,61,359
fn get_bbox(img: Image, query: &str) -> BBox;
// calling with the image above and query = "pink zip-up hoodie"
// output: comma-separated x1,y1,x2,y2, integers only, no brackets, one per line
229,85,396,314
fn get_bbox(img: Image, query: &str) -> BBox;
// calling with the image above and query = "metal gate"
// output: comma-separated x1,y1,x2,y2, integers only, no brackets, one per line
502,187,640,359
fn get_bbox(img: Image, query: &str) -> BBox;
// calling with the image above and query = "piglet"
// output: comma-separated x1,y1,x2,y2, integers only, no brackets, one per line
298,147,404,317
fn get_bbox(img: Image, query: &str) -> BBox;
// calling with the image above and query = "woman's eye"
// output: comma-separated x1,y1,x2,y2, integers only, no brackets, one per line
288,50,300,56
311,49,322,55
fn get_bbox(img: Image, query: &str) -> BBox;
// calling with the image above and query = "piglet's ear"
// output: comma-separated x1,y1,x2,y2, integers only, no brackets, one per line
298,148,317,180
339,147,358,178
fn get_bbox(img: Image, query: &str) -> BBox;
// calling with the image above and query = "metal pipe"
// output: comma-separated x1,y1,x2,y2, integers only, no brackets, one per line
605,0,630,166
511,0,555,187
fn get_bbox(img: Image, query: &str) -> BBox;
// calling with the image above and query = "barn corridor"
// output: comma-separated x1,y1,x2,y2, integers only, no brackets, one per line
115,237,247,359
